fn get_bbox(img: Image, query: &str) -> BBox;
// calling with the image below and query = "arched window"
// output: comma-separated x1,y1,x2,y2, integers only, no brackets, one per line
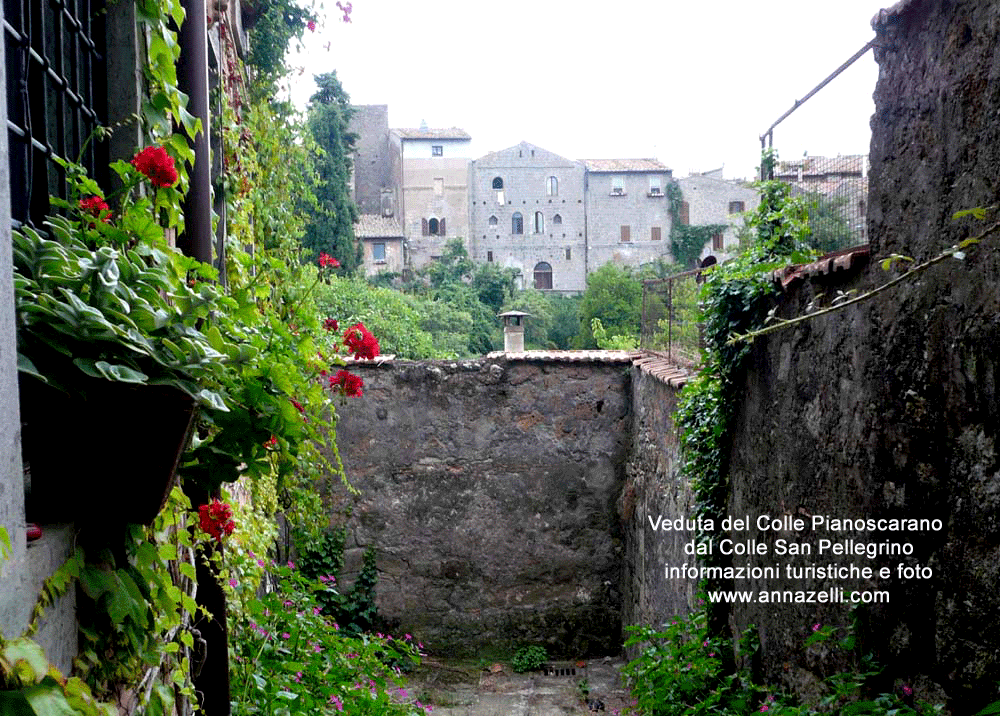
421,218,429,236
512,212,523,235
547,176,558,196
429,218,439,235
488,215,498,226
553,214,562,225
534,211,544,234
533,262,553,290
492,177,504,190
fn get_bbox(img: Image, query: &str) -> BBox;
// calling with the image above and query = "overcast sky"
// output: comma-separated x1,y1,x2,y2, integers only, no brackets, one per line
285,0,888,180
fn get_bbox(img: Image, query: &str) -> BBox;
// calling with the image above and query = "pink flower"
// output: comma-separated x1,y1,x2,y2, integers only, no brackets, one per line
759,706,769,713
282,632,290,639
812,623,821,632
902,684,913,696
318,252,340,268
306,19,316,31
228,578,238,588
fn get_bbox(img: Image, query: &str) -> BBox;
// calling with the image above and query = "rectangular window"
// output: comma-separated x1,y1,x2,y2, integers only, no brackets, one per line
712,232,724,250
431,145,443,156
680,201,690,226
565,247,571,260
433,177,444,197
487,251,494,262
728,200,745,214
620,225,631,242
649,177,662,195
651,226,662,241
611,176,625,195
373,243,386,262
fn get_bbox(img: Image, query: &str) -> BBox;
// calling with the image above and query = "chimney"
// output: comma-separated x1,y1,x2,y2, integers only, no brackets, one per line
498,311,529,353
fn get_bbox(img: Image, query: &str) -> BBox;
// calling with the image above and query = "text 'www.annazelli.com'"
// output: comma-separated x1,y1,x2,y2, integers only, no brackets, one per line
706,588,890,604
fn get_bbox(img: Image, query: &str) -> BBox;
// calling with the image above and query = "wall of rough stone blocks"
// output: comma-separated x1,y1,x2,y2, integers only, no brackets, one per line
329,354,694,659
720,1,1000,707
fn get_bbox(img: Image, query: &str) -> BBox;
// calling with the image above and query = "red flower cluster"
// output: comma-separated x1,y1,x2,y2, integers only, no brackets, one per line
343,322,379,360
335,0,352,22
79,195,111,223
131,146,178,188
318,253,340,268
198,500,235,541
306,19,316,31
330,369,362,397
323,317,339,332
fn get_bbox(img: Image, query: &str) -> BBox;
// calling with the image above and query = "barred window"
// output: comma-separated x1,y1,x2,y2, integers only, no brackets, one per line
5,0,108,228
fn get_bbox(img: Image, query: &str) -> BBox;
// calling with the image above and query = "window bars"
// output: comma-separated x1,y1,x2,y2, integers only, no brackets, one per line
5,0,106,228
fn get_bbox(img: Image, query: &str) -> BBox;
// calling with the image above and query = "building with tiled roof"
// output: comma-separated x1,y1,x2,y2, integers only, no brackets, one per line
353,214,405,277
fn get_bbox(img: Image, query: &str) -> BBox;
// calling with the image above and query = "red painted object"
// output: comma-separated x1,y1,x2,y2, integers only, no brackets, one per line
26,523,42,541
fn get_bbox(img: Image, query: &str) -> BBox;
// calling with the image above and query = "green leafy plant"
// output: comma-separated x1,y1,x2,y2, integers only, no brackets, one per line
511,645,548,673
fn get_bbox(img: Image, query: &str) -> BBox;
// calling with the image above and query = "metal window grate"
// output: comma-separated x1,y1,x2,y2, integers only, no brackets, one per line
5,0,106,228
543,661,586,678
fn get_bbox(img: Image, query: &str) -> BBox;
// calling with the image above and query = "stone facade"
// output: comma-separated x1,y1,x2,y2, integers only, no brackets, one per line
331,354,638,658
717,0,1000,707
469,142,587,293
583,159,674,273
390,128,472,268
677,170,760,263
354,214,405,277
348,105,395,218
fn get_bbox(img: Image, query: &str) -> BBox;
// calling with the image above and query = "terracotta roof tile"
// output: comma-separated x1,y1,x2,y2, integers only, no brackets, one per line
774,245,871,289
582,158,671,173
354,214,403,238
393,127,471,140
485,349,640,363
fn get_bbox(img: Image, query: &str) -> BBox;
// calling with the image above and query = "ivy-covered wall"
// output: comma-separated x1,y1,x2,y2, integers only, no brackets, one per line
723,0,1000,707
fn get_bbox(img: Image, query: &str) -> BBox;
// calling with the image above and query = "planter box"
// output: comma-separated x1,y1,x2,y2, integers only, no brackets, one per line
19,377,197,525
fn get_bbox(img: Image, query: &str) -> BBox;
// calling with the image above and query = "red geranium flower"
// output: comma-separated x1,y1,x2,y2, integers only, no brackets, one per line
79,195,111,223
323,317,339,332
330,369,362,397
198,500,235,541
131,146,178,187
306,19,316,31
343,322,379,360
318,252,340,268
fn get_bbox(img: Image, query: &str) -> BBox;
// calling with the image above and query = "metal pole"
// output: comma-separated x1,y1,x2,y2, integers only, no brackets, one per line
176,0,213,266
758,38,876,147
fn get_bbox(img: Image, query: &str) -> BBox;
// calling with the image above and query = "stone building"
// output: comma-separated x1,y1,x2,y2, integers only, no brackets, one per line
354,214,405,277
468,141,587,292
349,105,395,218
677,168,761,263
774,154,869,247
389,126,472,268
582,158,674,273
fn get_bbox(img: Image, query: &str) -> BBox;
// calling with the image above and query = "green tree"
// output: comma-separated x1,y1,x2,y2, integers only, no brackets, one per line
544,293,582,349
303,72,360,271
575,263,643,348
501,290,554,349
803,192,853,253
472,262,519,315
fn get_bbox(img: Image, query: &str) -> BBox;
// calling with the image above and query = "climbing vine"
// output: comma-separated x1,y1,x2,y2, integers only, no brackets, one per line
666,180,728,268
674,151,812,633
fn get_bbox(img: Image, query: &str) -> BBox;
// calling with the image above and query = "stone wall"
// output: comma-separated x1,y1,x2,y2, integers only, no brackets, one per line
332,355,635,658
620,360,696,632
721,0,1000,707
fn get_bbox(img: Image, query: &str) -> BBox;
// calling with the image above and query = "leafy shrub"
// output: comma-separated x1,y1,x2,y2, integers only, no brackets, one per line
511,645,548,673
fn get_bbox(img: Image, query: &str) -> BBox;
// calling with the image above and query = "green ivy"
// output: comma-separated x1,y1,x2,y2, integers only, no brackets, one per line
666,181,727,269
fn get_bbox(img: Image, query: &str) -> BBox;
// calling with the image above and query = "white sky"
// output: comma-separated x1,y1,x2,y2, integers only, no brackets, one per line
284,0,888,180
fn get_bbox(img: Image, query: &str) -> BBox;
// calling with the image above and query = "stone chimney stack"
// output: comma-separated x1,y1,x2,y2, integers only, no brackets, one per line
498,311,529,353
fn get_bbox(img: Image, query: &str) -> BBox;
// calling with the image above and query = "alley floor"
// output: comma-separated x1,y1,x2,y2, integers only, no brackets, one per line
407,657,632,716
